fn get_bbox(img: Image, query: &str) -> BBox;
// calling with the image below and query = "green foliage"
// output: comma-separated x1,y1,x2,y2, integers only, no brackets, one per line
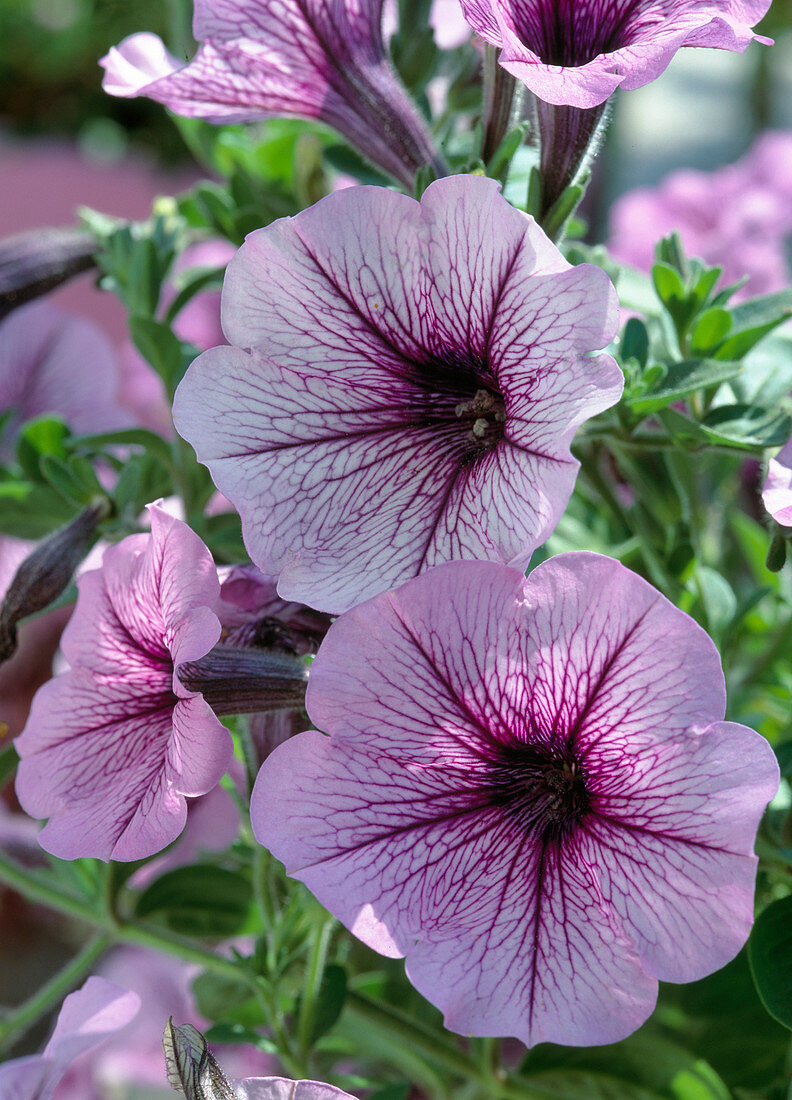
748,897,792,1030
135,865,256,939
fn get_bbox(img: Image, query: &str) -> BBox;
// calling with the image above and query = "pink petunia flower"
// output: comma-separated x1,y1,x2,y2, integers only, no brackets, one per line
0,977,140,1100
0,300,135,459
174,175,622,614
14,503,232,861
762,436,792,526
252,553,779,1047
458,0,772,109
100,0,443,190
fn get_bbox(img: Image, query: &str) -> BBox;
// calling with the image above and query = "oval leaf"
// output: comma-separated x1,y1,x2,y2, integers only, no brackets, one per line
749,895,792,1029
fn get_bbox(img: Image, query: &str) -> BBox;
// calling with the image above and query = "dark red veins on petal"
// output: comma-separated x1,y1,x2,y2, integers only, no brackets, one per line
512,0,678,66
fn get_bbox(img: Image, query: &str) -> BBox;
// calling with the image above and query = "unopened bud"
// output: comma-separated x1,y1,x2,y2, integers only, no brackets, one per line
0,498,111,663
163,1019,236,1100
177,645,309,716
0,228,97,320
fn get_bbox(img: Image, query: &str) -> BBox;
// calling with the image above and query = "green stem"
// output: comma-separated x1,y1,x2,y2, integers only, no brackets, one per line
344,992,550,1100
296,917,335,1064
0,852,245,985
0,933,111,1053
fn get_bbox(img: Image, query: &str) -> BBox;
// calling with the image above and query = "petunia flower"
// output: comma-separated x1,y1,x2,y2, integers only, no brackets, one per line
457,0,771,219
100,0,444,190
0,977,140,1100
0,299,134,460
252,553,779,1048
14,503,233,861
458,0,772,110
763,436,792,526
174,175,622,614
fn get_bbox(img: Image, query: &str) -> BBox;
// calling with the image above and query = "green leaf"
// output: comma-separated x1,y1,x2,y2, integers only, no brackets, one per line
652,262,686,308
203,1023,277,1053
39,455,103,506
309,963,347,1043
486,120,530,181
0,743,19,788
323,145,390,186
523,1031,731,1100
749,896,792,1028
728,287,792,333
690,267,723,310
135,865,254,938
693,566,737,643
367,1086,411,1100
203,511,246,563
129,316,192,392
542,176,588,242
192,972,266,1028
627,359,744,416
714,317,789,361
689,309,732,355
0,482,75,538
15,417,69,483
620,318,649,369
699,404,792,449
72,428,174,467
112,453,174,519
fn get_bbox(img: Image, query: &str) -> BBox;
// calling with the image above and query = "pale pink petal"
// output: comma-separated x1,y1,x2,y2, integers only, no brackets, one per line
763,436,792,526
175,177,621,613
100,32,184,98
235,1078,359,1100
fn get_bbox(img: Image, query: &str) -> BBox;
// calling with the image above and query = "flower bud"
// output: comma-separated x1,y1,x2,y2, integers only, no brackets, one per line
0,228,97,320
177,645,308,716
0,498,111,662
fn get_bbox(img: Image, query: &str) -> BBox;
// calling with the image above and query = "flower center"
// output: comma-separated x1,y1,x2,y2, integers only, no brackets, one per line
488,741,590,843
454,388,507,449
512,0,668,67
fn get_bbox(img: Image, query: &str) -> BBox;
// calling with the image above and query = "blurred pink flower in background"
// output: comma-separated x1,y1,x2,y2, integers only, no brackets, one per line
608,130,792,300
0,977,140,1100
0,300,134,458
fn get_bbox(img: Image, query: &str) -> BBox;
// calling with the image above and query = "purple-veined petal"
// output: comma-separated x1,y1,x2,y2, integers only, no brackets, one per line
15,504,231,861
252,554,778,1047
458,0,772,109
101,0,441,189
